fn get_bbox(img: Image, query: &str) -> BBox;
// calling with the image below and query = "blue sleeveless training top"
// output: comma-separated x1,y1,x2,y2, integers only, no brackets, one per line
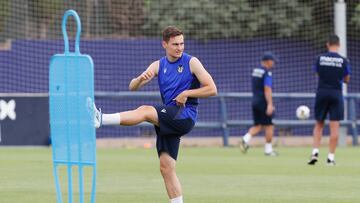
158,52,200,121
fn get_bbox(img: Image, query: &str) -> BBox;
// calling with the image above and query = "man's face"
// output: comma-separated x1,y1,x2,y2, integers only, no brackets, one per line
263,60,274,69
162,35,184,59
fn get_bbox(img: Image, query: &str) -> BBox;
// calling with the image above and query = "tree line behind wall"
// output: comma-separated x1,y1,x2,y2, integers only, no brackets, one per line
0,0,359,43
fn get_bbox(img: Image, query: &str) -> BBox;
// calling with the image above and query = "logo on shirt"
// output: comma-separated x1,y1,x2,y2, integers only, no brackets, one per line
252,68,265,78
177,65,184,73
161,109,167,113
164,68,167,74
319,56,343,68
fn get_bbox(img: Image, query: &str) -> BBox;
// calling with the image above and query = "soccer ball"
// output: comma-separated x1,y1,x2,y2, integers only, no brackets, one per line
296,105,310,120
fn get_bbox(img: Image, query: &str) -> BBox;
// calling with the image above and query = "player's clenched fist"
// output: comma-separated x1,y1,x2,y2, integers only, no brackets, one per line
139,70,155,82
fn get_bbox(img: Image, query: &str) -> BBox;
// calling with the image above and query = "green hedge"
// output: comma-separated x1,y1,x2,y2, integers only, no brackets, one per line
142,0,311,40
0,0,10,33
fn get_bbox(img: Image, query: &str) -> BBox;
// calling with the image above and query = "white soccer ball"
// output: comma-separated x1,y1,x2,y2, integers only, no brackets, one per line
296,105,310,120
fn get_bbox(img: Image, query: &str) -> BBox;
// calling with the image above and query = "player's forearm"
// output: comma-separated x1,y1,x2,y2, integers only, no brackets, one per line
264,87,273,106
129,77,145,91
183,84,217,98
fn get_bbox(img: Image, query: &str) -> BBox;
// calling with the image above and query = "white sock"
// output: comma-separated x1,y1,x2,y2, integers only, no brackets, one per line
312,148,319,155
328,153,335,161
170,196,183,203
102,113,121,125
243,133,252,143
265,143,273,153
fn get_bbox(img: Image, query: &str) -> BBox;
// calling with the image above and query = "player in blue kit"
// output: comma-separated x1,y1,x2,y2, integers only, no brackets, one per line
93,26,217,203
240,52,278,156
308,34,350,166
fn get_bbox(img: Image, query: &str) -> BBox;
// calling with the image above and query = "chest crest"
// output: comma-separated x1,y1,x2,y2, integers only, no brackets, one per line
177,65,184,73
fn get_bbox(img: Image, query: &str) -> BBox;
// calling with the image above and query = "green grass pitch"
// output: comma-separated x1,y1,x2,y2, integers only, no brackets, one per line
0,146,359,203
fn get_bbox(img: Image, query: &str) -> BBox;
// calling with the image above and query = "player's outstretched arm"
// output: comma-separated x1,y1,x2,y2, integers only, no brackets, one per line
174,57,217,106
129,60,159,91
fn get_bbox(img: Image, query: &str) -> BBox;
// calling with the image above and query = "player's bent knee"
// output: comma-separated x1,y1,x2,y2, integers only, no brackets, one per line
136,105,155,114
136,105,158,123
137,105,152,112
136,105,152,117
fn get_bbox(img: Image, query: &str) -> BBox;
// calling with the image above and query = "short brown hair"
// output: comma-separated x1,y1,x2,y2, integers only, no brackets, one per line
162,26,183,42
327,34,340,46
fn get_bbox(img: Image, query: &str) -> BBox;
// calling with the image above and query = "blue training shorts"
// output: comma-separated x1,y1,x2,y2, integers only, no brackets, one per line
315,89,344,121
252,100,273,125
153,105,195,160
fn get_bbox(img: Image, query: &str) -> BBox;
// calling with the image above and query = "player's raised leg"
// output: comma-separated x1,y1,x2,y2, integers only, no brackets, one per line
93,104,159,128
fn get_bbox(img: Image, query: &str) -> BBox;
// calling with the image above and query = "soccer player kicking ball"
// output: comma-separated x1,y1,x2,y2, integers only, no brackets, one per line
93,26,217,203
240,52,278,156
308,34,350,166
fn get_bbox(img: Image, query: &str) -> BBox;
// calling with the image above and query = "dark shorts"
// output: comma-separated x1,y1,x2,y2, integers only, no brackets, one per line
252,100,273,125
315,89,344,121
154,105,195,160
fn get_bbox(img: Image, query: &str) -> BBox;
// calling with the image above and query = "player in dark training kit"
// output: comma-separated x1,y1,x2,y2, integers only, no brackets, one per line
240,52,278,156
93,26,217,203
308,34,350,166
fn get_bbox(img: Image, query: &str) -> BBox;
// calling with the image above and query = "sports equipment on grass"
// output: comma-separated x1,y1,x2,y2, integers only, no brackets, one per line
49,10,96,203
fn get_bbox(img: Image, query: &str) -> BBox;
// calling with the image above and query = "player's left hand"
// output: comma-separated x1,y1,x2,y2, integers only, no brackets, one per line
173,92,188,107
266,104,275,116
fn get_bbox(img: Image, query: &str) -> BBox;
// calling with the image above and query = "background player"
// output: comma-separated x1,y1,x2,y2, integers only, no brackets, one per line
93,26,217,203
308,34,351,166
239,52,278,156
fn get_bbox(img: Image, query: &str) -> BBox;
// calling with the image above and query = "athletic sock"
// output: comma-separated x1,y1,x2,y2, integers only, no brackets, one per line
312,148,319,156
102,113,121,125
265,143,273,153
328,153,335,161
170,196,183,203
243,133,252,143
